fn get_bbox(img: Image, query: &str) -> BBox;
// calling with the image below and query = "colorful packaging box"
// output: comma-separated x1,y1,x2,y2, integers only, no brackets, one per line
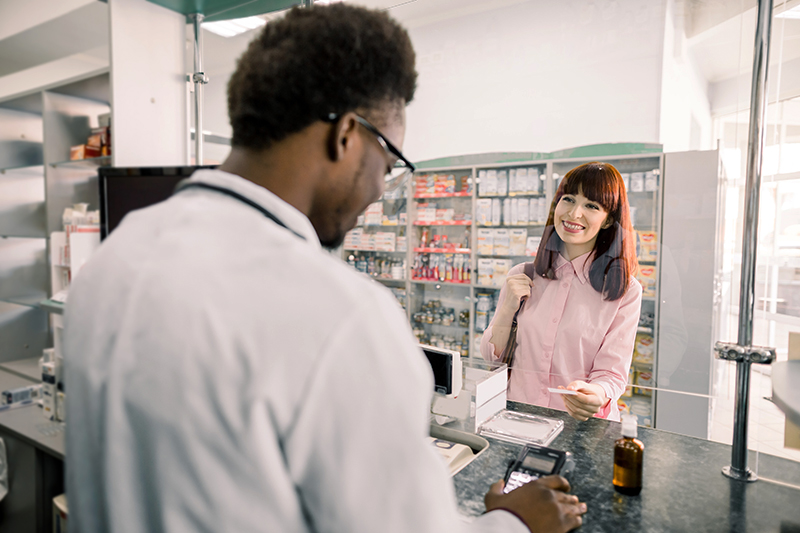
477,229,494,255
637,231,658,261
636,265,657,297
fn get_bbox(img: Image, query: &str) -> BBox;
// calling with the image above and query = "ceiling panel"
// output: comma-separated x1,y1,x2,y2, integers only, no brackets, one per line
147,0,299,21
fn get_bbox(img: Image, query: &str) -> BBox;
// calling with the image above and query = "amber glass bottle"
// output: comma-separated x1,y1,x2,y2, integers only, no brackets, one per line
613,414,644,495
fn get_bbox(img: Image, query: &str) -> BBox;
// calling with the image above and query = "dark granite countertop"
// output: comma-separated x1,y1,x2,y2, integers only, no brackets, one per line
452,401,800,532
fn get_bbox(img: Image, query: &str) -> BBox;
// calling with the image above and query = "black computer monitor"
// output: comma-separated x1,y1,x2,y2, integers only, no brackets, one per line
98,165,216,239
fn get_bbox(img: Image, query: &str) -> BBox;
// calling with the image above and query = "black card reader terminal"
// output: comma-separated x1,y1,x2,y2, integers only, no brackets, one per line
503,444,574,493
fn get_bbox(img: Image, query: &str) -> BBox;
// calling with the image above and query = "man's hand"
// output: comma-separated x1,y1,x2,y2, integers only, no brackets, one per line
561,381,607,421
484,475,586,533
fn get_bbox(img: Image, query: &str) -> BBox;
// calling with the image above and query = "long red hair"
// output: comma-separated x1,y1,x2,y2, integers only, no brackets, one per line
533,162,638,301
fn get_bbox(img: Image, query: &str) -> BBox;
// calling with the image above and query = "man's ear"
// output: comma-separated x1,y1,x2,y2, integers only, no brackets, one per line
327,113,359,162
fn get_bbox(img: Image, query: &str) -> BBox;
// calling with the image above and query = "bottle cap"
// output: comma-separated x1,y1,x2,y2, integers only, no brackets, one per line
621,414,638,438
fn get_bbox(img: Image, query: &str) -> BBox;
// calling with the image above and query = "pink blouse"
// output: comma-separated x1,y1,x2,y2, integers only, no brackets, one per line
480,253,642,421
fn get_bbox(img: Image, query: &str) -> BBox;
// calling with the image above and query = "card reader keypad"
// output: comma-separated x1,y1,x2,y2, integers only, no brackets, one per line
504,470,540,493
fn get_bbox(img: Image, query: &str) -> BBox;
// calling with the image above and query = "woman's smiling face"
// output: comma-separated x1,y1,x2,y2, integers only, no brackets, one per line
553,187,611,260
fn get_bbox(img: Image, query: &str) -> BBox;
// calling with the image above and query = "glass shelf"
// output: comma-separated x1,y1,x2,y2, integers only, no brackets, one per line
476,254,535,258
476,223,546,228
373,277,407,284
0,163,44,175
413,322,468,329
414,248,471,254
39,299,65,315
0,234,47,240
50,156,111,169
0,295,46,309
414,191,472,199
344,248,406,253
354,224,403,228
478,192,544,197
413,221,472,226
411,278,471,286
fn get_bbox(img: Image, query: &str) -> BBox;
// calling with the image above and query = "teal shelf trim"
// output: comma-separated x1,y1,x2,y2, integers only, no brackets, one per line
39,299,64,315
147,0,299,21
415,152,550,170
548,143,663,160
413,143,664,170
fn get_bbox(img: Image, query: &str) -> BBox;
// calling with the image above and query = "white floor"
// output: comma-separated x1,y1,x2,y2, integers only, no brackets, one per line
708,362,800,465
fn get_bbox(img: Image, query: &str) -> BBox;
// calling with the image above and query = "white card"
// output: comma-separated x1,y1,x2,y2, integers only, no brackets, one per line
548,388,579,396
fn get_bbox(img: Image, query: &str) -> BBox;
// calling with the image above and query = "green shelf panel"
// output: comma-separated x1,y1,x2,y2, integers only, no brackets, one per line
413,144,662,170
548,143,663,160
415,152,550,170
147,0,300,21
39,299,65,315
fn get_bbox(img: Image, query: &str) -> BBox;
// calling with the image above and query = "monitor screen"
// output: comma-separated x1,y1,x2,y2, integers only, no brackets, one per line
422,345,455,395
98,165,215,239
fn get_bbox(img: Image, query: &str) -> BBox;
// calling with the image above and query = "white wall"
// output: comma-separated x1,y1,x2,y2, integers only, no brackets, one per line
200,1,675,161
658,0,713,153
403,0,668,162
203,65,235,139
109,0,187,166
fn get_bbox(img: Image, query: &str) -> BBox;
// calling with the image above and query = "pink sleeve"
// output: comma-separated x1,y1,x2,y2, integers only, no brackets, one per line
480,325,501,362
588,279,643,406
479,263,526,362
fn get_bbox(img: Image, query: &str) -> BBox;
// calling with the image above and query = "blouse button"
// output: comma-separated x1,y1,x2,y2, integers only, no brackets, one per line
562,282,569,288
551,318,557,323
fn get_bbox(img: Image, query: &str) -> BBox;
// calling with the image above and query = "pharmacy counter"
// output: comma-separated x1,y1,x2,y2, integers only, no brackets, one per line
0,359,64,460
0,360,64,533
452,401,800,532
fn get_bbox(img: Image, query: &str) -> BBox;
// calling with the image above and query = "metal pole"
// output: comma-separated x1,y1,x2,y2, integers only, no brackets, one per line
190,14,209,165
719,0,774,483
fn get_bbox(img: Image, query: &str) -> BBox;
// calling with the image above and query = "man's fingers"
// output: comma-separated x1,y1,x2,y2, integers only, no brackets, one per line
555,491,580,504
564,511,585,530
488,479,505,495
536,475,571,492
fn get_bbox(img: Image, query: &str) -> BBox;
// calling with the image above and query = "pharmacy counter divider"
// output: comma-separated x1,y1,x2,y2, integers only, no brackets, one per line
453,402,800,531
0,357,63,533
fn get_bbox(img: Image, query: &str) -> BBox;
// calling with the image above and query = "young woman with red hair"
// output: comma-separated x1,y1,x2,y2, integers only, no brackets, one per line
480,162,641,421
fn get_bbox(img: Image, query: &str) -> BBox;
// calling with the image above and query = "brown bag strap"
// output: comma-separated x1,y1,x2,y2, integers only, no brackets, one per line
513,262,536,320
499,262,536,368
523,261,535,280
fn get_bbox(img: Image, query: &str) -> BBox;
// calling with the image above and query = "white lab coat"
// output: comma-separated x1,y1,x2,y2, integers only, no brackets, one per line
64,169,525,533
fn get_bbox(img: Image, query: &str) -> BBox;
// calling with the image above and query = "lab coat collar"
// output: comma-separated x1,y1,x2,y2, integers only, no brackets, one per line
185,169,322,249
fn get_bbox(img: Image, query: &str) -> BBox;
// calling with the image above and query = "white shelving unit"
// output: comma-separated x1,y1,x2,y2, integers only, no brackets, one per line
0,73,112,362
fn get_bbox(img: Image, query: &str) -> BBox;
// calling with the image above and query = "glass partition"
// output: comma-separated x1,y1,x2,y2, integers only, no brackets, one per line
197,0,800,483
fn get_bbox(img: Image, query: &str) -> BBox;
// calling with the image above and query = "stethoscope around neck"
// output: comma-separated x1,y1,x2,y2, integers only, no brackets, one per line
173,180,306,242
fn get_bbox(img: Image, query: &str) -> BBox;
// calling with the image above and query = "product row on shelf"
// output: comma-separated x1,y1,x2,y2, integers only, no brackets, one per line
619,325,656,426
477,167,545,196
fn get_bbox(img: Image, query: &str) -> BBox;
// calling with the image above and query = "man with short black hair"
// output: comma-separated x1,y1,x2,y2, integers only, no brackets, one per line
64,4,586,532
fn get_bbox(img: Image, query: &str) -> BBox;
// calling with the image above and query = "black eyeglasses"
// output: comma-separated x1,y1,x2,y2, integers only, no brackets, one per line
325,113,415,191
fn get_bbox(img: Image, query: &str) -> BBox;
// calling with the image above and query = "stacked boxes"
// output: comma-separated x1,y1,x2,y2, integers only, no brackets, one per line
477,258,513,287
